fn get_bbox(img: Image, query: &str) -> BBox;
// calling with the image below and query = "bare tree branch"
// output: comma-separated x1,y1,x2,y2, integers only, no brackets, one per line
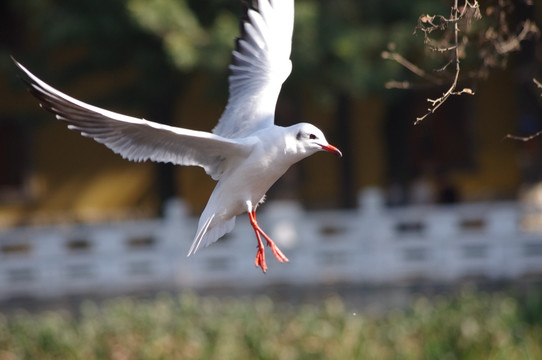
381,50,441,85
414,0,477,124
383,0,539,124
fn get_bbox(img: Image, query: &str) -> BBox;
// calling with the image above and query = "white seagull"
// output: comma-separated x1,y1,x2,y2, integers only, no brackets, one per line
14,0,342,273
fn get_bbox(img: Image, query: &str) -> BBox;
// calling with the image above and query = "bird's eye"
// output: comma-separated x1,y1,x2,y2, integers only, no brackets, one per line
309,134,317,140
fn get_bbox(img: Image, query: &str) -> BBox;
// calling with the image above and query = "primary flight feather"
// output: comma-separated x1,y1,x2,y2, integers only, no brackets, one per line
14,0,342,273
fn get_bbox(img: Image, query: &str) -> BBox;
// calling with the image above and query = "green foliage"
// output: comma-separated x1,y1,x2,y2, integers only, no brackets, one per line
2,0,452,107
127,0,236,70
123,0,448,101
290,0,446,97
0,289,541,359
126,0,238,72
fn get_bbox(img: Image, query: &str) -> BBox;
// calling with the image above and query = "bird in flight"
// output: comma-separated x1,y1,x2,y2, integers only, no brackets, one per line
14,0,342,273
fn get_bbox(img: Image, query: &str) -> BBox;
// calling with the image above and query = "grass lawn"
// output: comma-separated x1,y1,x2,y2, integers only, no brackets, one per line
0,287,541,359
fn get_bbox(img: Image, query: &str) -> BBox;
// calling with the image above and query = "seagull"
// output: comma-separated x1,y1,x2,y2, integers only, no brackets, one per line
13,0,342,273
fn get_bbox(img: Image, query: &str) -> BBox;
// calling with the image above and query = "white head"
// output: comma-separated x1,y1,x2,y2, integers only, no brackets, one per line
287,123,342,158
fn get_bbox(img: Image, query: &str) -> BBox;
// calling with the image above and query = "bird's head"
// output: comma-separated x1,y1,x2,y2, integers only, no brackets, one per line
289,123,342,158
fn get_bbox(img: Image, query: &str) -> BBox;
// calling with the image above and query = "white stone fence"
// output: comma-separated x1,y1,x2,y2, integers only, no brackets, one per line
1,188,542,300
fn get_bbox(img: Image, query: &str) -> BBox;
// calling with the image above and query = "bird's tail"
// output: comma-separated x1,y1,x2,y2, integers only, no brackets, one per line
187,214,236,256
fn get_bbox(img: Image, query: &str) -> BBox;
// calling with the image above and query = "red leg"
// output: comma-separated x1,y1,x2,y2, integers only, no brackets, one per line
248,211,289,273
254,230,267,272
249,211,267,273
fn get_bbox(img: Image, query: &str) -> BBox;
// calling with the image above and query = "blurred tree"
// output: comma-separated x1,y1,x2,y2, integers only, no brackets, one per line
125,0,445,207
0,0,450,208
1,0,185,210
380,0,541,195
6,0,533,208
289,0,447,207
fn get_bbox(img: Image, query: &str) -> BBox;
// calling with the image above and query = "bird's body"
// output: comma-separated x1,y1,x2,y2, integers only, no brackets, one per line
191,123,324,255
14,0,341,272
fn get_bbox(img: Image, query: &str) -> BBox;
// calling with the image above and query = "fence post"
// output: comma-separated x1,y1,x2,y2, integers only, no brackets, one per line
357,188,395,282
161,198,194,287
488,205,520,278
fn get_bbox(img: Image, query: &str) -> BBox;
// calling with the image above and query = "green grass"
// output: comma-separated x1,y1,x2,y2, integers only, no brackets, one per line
0,288,541,359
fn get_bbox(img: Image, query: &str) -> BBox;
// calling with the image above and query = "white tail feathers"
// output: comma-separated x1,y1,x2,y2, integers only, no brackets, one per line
187,214,236,256
187,214,214,256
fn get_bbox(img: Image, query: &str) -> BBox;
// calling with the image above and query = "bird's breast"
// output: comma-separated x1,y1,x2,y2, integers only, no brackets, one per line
214,146,292,215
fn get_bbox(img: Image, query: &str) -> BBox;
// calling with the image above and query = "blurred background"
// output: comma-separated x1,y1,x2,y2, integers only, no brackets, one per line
1,0,542,358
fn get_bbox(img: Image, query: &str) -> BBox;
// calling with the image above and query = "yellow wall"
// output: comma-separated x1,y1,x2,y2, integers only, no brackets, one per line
454,69,521,201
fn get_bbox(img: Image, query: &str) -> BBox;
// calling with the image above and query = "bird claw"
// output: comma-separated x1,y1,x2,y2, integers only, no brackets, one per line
268,241,289,263
255,247,268,273
254,239,288,273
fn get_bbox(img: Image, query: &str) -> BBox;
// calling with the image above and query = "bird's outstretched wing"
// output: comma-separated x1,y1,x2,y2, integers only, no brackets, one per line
14,60,250,180
212,0,294,139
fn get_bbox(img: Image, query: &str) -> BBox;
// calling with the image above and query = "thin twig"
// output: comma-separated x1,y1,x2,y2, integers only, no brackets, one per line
383,0,537,124
505,78,542,141
384,80,412,89
505,131,542,142
381,51,440,83
415,0,476,124
383,0,478,124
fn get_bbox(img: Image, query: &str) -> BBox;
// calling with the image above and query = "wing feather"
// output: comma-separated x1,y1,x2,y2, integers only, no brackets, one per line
212,0,294,139
14,60,250,180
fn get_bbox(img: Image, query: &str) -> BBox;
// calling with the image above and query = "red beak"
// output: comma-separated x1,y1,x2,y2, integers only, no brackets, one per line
320,144,343,157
